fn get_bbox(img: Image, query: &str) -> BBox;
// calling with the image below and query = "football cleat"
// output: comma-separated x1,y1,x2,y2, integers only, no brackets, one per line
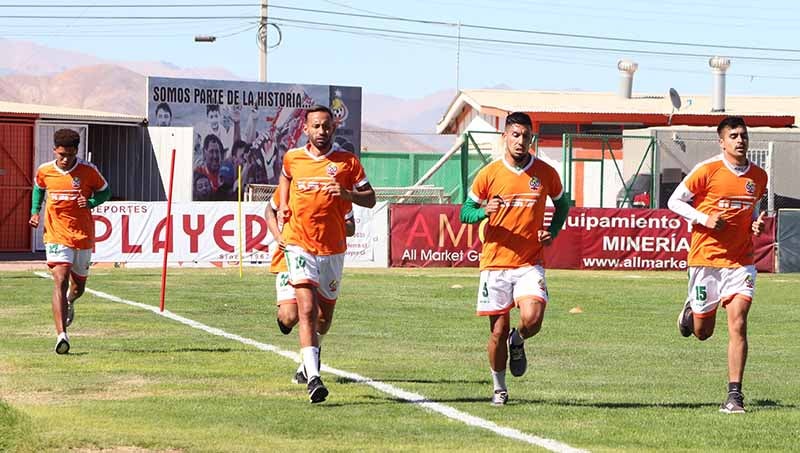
55,333,70,355
307,376,329,404
277,318,292,335
492,390,508,406
719,392,746,414
677,298,694,337
508,328,527,377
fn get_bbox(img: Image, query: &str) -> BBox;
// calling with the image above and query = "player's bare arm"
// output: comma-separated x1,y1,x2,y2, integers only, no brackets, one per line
752,211,766,236
277,173,291,222
264,204,286,249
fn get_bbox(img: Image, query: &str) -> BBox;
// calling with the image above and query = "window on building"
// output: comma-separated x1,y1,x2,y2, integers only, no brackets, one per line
538,123,578,137
580,124,624,135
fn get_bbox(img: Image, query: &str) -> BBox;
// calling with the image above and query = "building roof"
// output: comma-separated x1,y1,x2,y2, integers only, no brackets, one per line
0,100,144,125
437,89,800,133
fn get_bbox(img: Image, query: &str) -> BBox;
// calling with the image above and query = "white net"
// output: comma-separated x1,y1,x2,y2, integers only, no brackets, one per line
246,184,450,204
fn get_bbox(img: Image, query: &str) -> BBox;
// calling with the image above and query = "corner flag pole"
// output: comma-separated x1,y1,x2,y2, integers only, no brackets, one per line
238,164,243,278
159,148,177,312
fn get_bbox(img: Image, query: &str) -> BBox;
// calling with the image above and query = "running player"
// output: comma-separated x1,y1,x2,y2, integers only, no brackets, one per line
264,191,355,384
669,116,767,414
277,105,376,403
29,129,111,354
460,112,570,405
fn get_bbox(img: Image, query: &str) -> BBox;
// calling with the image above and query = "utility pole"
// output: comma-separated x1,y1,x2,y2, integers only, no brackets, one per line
259,0,268,82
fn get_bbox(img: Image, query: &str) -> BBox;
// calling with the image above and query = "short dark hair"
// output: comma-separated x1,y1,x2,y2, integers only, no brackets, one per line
231,139,249,157
717,116,747,136
505,112,532,129
206,104,220,115
203,134,223,152
305,105,334,121
156,102,172,116
54,129,80,148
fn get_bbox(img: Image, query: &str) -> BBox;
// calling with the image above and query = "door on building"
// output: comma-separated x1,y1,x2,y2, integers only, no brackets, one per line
0,122,35,251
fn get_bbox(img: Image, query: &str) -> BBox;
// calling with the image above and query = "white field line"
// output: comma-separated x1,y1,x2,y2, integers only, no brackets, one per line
35,272,587,453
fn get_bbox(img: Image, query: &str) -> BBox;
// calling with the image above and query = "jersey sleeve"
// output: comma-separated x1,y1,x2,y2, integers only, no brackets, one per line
89,164,109,192
281,152,293,179
547,165,564,200
468,168,489,204
351,158,369,189
34,167,46,189
681,164,707,197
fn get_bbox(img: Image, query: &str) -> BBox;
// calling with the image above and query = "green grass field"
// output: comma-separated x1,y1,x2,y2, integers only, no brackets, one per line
2,267,799,452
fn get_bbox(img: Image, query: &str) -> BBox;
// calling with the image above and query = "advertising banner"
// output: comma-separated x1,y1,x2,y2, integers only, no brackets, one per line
390,205,775,272
91,201,386,267
146,77,361,201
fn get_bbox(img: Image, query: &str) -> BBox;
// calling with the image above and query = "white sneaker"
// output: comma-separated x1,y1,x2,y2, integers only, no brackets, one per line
492,390,509,406
55,333,70,355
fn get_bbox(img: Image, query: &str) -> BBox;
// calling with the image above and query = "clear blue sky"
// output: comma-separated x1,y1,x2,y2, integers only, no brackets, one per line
2,0,800,98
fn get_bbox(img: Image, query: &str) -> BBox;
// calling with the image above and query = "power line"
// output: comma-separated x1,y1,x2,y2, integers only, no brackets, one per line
268,16,800,63
265,4,800,54
4,3,800,54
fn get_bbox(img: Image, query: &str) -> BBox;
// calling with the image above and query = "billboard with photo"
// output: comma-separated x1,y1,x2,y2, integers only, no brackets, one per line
146,77,361,201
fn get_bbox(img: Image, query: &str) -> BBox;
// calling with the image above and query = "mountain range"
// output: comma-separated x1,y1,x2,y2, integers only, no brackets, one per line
0,38,458,152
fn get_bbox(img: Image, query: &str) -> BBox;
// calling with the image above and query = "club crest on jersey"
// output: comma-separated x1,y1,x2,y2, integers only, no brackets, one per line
744,275,754,289
529,176,541,191
744,180,756,195
328,279,338,292
71,177,81,189
326,163,339,177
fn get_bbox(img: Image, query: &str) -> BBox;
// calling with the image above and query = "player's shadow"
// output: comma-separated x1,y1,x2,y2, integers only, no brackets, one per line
111,347,240,354
335,377,491,385
404,396,796,410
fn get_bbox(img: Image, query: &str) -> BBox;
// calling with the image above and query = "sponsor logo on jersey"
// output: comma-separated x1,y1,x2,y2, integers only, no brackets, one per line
326,163,339,177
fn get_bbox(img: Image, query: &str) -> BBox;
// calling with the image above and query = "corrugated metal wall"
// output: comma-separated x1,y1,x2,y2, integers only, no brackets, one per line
88,125,166,201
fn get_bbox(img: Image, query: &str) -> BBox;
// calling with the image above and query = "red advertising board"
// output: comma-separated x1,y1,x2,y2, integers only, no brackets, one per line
390,205,775,272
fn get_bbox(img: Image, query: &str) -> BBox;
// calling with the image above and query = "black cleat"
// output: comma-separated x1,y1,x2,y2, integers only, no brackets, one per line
292,369,308,385
65,301,75,327
307,376,329,404
277,318,293,335
677,298,694,337
720,392,746,414
508,328,527,377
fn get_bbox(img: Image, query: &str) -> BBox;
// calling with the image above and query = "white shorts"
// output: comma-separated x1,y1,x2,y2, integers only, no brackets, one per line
284,245,344,303
476,265,548,316
45,243,91,279
275,271,296,305
687,265,756,317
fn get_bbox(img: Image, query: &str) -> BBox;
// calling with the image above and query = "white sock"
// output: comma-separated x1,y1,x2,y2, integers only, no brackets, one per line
57,332,69,342
297,333,323,374
301,346,320,379
491,369,507,392
510,329,524,346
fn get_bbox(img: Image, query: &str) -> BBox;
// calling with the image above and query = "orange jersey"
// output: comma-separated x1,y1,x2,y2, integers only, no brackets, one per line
681,155,767,267
35,159,108,249
281,145,367,255
470,157,564,270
